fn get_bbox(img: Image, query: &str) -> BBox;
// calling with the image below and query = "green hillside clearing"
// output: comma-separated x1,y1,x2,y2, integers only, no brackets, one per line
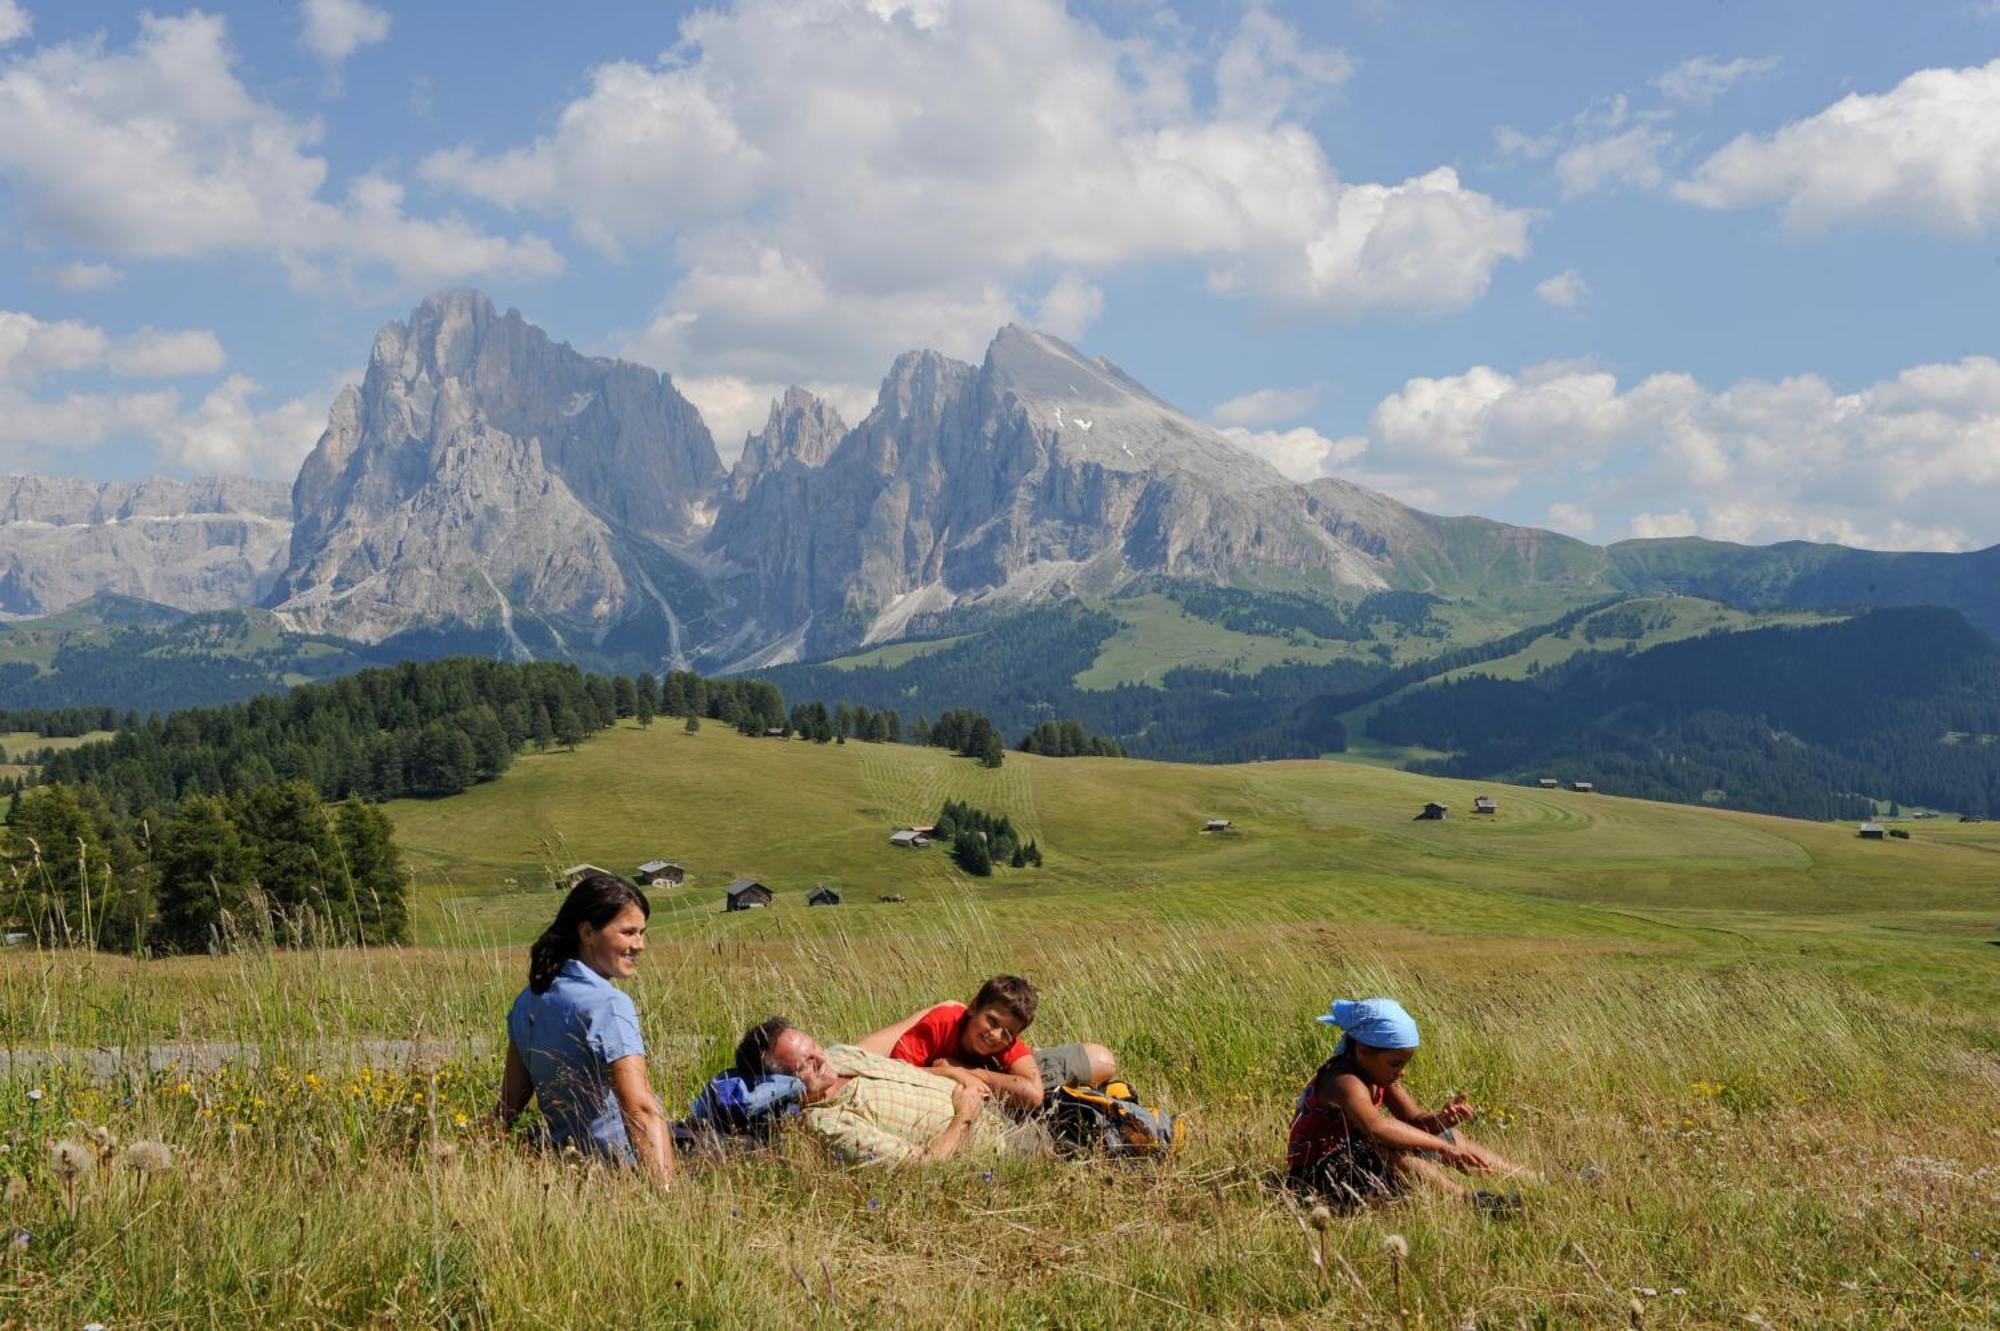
4,724,1995,1326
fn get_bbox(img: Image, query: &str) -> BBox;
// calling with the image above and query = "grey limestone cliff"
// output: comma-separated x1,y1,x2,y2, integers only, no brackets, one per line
0,475,291,616
270,290,724,657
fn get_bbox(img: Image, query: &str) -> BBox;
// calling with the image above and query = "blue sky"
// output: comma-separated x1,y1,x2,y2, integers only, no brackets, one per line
3,0,1998,551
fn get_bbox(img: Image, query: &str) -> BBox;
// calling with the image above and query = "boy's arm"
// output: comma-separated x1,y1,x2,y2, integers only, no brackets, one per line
950,1055,1043,1110
855,1006,939,1058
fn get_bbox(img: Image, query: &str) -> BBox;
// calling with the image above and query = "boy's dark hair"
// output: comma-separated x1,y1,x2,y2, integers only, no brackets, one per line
970,974,1038,1026
734,1015,794,1080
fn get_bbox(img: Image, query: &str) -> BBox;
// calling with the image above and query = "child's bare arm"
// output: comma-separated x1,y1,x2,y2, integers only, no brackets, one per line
963,1055,1043,1110
1329,1074,1482,1163
855,1006,941,1058
1384,1082,1473,1133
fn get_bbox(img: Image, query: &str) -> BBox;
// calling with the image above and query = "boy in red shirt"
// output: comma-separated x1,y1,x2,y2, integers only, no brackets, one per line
858,975,1115,1111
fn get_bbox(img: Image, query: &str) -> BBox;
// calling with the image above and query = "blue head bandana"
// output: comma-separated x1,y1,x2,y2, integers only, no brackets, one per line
1316,997,1421,1052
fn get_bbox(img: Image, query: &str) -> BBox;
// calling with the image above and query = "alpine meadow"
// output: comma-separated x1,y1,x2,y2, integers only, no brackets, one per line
3,717,1997,1325
6,0,2000,1328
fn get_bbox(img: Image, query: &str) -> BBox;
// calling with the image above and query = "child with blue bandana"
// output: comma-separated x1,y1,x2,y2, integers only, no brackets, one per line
1288,997,1527,1210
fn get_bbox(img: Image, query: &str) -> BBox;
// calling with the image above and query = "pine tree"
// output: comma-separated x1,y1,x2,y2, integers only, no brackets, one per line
531,703,555,751
685,712,701,734
334,800,410,945
636,689,656,728
953,830,992,877
237,781,347,943
613,677,637,719
154,794,257,953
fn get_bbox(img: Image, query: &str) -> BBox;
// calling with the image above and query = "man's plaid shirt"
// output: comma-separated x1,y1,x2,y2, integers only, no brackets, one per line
802,1044,1009,1164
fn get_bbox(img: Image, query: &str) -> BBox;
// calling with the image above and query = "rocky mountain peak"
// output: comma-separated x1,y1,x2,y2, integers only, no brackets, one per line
732,387,849,493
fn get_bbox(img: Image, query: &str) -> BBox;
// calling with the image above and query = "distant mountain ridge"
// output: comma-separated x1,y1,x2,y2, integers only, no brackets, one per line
0,474,290,617
4,289,1997,672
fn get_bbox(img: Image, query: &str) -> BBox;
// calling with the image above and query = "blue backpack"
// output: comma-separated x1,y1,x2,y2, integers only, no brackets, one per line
675,1069,805,1155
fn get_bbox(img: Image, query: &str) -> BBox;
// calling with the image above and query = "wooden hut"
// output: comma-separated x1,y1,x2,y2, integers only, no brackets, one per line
1473,796,1497,815
806,886,842,907
1415,802,1448,822
1857,823,1886,840
1537,777,1559,789
1202,818,1233,833
634,859,685,887
724,878,774,911
556,863,610,889
1571,781,1595,793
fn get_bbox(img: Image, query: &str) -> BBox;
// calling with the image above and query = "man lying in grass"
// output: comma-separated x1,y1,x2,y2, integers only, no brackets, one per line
858,974,1117,1111
738,1016,1041,1165
1289,997,1527,1211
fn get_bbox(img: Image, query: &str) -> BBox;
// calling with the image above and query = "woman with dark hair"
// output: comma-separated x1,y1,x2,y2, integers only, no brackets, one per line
495,872,674,1185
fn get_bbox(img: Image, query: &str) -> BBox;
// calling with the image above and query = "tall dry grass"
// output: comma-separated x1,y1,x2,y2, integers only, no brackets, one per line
2,894,1996,1327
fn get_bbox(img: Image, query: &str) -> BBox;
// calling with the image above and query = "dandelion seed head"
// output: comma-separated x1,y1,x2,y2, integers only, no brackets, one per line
1308,1204,1333,1231
430,1140,459,1164
1381,1232,1409,1259
47,1140,91,1178
123,1140,172,1174
3,1177,26,1208
26,1088,44,1102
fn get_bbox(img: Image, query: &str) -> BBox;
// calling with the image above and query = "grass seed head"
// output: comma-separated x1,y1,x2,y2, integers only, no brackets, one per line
123,1140,173,1174
47,1139,91,1180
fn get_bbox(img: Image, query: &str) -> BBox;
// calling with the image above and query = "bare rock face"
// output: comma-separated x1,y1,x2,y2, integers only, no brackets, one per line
270,290,724,655
0,475,291,616
708,326,1412,660
269,293,1616,669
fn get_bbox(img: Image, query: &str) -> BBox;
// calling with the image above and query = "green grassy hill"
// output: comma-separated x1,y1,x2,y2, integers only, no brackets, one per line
5,722,1998,1325
391,721,2000,1000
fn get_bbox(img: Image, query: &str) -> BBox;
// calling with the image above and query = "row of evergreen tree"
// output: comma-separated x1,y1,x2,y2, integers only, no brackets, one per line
934,798,1041,876
921,709,1006,767
781,700,906,744
0,705,125,737
1016,719,1124,757
2,779,406,955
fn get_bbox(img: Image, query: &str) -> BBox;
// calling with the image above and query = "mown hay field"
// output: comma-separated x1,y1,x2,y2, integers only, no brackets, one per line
2,723,1996,1327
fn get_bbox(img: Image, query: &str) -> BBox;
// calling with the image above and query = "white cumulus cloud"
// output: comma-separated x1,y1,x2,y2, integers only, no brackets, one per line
424,0,1529,385
154,373,335,476
0,12,560,294
107,328,228,379
1218,424,1359,483
1330,355,2000,550
1676,59,2000,234
0,307,337,477
1211,384,1321,428
1652,55,1780,108
0,0,29,47
43,260,124,292
1556,124,1672,197
1534,268,1588,308
298,0,391,71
